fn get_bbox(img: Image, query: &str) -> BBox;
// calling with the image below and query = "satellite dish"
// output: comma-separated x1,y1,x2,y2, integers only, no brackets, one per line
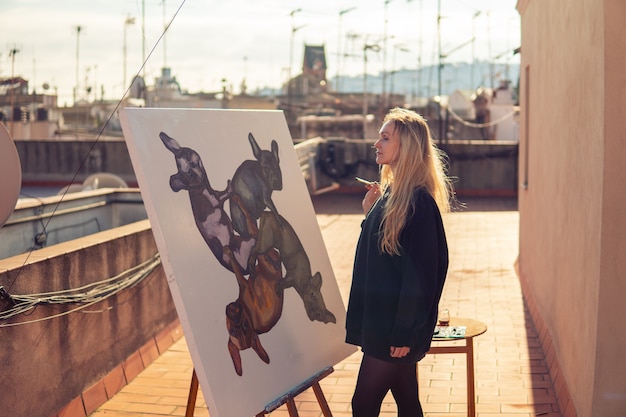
82,172,128,190
0,123,22,228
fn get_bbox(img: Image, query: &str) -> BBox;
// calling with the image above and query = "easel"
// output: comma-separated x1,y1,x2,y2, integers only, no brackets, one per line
185,366,335,417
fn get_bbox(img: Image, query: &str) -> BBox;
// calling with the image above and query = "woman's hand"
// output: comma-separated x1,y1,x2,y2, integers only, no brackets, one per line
362,183,381,214
390,346,410,358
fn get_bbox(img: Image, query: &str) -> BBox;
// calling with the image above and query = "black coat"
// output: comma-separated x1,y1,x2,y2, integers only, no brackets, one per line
345,187,448,363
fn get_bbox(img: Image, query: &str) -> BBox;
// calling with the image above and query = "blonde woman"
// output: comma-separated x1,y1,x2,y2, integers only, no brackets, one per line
346,108,452,417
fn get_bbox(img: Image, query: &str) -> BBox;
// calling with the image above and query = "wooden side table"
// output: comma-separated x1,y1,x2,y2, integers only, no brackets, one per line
418,317,487,417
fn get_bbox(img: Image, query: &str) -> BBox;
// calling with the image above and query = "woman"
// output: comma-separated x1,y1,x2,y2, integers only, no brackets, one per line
346,107,452,417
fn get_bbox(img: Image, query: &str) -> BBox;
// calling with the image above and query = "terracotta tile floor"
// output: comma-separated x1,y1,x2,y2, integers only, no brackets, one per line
90,194,561,417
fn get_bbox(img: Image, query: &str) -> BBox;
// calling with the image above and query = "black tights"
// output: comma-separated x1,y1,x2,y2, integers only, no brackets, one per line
352,354,423,417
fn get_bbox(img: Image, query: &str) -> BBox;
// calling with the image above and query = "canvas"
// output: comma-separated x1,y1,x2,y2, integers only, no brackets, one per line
119,108,355,417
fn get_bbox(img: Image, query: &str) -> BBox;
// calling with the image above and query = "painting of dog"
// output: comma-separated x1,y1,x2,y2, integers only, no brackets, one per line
120,108,356,417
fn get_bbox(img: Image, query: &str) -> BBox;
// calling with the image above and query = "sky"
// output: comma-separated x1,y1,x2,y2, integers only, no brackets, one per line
0,0,520,106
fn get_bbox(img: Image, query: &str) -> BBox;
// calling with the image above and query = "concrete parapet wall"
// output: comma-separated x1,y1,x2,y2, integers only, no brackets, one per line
16,138,137,187
0,220,177,417
300,138,518,197
16,137,518,197
442,140,519,197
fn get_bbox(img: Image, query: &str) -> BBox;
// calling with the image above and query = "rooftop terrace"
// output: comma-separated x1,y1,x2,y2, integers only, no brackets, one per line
73,193,559,417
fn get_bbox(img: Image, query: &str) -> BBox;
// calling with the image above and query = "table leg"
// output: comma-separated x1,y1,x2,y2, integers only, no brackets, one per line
185,370,198,417
466,338,476,417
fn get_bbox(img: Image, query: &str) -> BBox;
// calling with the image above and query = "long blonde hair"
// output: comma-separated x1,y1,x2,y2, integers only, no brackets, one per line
378,107,452,255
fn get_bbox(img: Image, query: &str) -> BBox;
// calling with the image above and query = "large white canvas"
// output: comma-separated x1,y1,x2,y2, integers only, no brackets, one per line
119,108,355,417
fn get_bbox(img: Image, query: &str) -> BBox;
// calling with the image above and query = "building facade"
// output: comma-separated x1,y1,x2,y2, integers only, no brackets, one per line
516,1,626,416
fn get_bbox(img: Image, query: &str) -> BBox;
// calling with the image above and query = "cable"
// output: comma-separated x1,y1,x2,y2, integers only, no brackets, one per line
0,253,161,327
447,103,518,128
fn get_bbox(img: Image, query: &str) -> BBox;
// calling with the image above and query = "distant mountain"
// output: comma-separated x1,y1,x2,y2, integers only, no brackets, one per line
333,60,519,99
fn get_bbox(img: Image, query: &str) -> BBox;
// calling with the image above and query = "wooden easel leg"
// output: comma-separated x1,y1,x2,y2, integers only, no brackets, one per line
312,380,332,417
185,369,199,417
286,398,299,417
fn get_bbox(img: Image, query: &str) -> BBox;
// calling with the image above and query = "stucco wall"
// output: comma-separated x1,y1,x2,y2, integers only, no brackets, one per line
0,220,178,417
593,1,626,415
518,0,626,415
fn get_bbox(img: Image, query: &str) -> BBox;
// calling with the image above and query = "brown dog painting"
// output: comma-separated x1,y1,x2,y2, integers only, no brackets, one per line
224,245,283,375
161,130,335,376
249,211,336,324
